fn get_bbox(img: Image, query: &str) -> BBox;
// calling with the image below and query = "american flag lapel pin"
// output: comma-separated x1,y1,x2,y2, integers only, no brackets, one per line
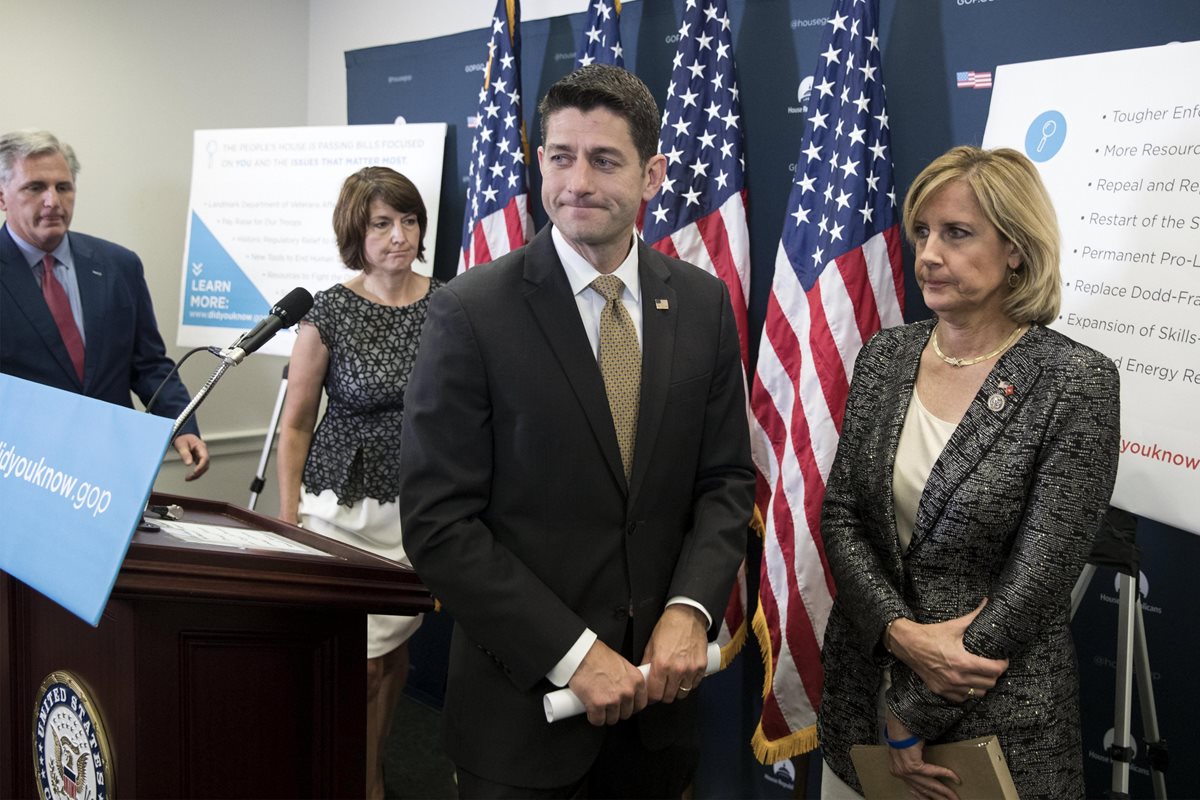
655,298,669,311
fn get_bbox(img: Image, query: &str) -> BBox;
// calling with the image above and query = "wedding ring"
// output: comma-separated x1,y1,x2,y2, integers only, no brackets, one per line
967,687,976,698
679,685,692,694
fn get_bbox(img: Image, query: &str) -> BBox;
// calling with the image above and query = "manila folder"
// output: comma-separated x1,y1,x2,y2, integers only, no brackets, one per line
849,735,1018,800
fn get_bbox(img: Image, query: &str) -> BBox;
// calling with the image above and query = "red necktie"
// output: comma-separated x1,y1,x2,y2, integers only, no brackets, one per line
41,254,85,383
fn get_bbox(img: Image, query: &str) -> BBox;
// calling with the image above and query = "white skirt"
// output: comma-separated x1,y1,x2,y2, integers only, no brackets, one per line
299,488,423,658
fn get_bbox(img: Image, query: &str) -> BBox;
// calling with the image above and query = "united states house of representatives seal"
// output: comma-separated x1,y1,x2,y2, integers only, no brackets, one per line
32,671,114,800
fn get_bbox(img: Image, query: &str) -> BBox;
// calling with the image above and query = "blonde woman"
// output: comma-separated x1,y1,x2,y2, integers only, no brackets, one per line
818,146,1119,800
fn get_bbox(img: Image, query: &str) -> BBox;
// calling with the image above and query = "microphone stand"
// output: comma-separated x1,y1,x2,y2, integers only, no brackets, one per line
142,287,311,531
169,347,246,439
140,348,246,534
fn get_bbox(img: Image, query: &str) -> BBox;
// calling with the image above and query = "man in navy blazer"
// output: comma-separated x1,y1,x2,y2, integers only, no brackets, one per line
0,130,208,479
399,66,754,797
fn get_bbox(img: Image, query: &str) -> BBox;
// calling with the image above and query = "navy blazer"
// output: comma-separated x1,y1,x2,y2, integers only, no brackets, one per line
0,225,198,437
398,226,755,787
817,320,1120,799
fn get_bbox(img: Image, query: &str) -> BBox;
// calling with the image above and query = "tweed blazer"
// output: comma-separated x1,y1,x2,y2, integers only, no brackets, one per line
817,319,1120,800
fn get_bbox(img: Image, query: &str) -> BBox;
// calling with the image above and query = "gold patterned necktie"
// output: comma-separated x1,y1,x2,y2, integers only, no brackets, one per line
591,274,641,480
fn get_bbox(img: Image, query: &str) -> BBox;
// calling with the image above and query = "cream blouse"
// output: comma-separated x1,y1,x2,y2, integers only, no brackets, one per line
891,390,957,552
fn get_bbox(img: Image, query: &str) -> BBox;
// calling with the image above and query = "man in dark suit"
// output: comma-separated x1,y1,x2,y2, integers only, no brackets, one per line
399,65,755,797
0,130,208,479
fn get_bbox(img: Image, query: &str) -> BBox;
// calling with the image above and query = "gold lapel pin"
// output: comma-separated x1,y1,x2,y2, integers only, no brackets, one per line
655,298,669,310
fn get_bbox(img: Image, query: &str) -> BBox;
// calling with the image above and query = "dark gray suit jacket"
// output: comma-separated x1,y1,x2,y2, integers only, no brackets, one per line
398,226,755,787
818,320,1119,800
0,225,198,436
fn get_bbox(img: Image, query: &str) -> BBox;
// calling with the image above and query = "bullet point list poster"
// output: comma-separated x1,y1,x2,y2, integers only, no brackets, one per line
983,40,1200,534
177,124,447,356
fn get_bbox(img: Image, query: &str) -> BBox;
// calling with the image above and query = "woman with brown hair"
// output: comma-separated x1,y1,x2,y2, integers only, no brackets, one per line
278,167,443,799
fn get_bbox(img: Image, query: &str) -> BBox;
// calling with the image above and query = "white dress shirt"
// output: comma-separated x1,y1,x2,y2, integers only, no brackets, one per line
545,226,711,687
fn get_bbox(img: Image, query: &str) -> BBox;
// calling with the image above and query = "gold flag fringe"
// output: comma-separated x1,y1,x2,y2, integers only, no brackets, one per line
750,598,821,763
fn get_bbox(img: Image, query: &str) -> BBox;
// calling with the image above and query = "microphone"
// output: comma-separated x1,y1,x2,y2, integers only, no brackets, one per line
221,287,313,364
170,287,313,439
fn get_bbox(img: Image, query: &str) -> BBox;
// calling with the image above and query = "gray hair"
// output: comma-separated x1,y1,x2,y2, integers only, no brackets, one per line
0,130,81,184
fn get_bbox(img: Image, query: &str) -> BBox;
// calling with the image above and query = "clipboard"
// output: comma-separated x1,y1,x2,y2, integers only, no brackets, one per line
850,735,1019,800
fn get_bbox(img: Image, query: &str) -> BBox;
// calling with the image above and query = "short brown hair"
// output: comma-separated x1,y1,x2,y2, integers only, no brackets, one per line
538,64,660,165
903,146,1061,325
332,167,428,271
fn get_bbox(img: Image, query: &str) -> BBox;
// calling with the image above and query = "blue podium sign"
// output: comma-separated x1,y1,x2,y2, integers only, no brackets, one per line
0,375,173,625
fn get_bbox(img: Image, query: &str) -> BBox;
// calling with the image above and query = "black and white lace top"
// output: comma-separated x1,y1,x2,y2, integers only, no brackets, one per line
301,279,443,506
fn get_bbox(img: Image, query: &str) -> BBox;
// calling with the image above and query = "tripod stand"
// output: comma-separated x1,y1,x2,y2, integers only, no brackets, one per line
1070,508,1168,800
247,363,289,511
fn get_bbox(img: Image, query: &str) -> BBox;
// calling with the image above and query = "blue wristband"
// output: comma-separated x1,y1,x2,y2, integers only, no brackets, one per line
884,727,922,749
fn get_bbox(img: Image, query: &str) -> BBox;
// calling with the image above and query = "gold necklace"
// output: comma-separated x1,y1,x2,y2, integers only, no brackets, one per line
931,322,1024,367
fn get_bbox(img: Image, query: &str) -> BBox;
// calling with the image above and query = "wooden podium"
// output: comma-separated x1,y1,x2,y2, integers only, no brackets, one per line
0,492,433,799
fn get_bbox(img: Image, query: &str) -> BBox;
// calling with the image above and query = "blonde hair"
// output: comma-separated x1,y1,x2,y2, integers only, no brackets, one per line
903,146,1061,325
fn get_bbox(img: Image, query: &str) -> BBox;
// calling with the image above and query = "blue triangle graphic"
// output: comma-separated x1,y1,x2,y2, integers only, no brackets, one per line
182,212,271,329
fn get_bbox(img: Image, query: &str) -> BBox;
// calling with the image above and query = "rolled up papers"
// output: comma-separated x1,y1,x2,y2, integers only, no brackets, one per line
543,642,722,722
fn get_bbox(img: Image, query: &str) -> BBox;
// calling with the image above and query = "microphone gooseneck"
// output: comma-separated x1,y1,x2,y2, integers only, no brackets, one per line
171,288,314,437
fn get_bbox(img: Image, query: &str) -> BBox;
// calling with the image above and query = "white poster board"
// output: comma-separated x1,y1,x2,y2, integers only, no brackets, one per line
983,40,1200,535
177,124,447,356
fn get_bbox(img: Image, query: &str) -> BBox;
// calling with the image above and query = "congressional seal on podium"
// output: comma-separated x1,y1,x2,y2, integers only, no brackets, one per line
32,671,114,800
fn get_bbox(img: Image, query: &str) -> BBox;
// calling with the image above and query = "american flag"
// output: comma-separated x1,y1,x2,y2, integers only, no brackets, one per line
576,0,623,67
749,0,904,762
459,0,532,272
956,70,993,89
642,0,751,667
